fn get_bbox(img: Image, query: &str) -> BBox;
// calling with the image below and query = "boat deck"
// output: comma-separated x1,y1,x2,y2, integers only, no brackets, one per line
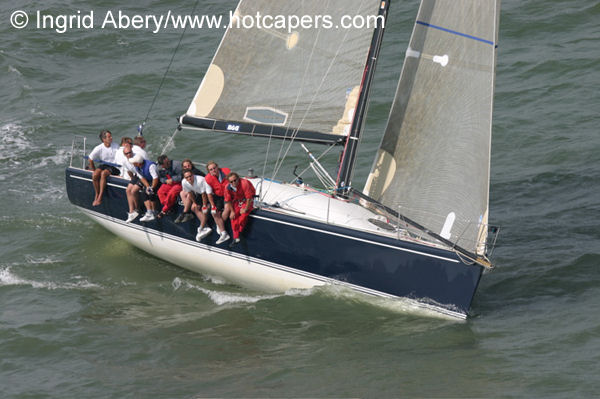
251,178,452,253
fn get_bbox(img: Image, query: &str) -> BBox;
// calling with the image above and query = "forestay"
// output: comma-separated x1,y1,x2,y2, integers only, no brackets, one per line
181,0,382,145
364,0,500,254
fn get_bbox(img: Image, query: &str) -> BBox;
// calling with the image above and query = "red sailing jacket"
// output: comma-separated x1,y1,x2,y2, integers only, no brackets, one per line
204,167,231,197
224,177,255,204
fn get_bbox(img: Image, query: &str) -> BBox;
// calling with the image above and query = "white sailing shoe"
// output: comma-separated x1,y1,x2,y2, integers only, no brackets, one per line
139,211,155,222
125,210,139,223
196,227,212,241
215,231,230,245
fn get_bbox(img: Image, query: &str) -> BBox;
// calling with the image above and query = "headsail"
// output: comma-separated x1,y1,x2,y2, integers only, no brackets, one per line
181,0,382,145
364,0,500,254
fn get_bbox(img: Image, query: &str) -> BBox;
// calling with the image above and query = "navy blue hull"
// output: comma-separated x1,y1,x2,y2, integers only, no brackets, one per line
66,167,483,316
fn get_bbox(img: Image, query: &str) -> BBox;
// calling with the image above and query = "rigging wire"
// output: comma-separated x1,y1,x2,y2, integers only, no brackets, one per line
269,2,358,185
160,126,182,155
260,0,326,200
139,0,201,138
295,142,338,187
266,2,324,182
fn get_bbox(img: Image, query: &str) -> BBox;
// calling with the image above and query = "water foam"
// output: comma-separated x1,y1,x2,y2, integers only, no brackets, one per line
37,147,71,168
0,121,69,176
317,284,465,321
0,266,101,290
0,122,31,155
23,255,61,264
8,65,22,76
172,277,282,306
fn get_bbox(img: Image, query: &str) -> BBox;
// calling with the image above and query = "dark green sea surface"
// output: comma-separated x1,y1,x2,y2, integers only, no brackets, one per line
1,1,599,397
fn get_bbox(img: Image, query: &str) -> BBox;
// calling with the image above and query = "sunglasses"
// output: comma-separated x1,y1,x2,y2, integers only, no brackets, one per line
124,151,132,156
228,178,238,184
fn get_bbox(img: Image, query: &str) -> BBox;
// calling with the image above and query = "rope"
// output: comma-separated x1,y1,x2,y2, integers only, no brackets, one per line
266,8,322,182
140,0,201,133
160,126,182,155
260,2,324,200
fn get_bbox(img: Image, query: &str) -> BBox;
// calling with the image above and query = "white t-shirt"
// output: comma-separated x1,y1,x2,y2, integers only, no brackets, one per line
115,148,144,179
182,175,213,195
89,142,119,164
132,145,148,160
121,158,137,179
114,147,128,177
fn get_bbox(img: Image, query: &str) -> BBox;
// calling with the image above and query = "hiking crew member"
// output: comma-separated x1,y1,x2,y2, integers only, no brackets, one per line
88,129,119,206
224,172,255,246
129,154,159,222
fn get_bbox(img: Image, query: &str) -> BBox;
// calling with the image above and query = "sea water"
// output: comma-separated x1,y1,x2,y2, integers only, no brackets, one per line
1,1,599,397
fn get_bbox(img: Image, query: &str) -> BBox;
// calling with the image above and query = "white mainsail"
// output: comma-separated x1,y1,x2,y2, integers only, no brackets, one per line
183,0,382,143
364,0,500,254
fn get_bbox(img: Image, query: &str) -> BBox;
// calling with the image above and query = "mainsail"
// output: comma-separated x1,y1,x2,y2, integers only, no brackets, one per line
181,0,382,145
364,0,500,254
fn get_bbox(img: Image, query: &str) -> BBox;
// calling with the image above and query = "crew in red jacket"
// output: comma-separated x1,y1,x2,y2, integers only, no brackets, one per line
204,161,231,220
224,172,255,246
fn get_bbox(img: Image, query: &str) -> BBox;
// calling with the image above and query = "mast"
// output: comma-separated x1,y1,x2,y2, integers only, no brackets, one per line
336,0,391,193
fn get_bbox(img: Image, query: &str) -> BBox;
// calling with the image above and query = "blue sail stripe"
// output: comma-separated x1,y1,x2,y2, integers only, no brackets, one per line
416,21,495,46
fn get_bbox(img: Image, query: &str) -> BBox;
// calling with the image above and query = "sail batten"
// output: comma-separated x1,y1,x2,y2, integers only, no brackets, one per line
365,0,500,254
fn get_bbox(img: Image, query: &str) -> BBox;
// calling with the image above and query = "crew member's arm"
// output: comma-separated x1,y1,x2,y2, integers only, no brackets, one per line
241,198,252,214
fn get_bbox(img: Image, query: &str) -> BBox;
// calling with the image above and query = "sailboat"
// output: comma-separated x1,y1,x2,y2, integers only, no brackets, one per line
66,0,500,319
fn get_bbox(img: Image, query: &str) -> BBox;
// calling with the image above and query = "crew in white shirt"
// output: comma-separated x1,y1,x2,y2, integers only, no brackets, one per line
181,169,228,243
88,130,120,206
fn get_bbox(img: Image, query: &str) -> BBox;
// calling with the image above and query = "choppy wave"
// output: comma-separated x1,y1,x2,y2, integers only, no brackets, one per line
171,277,284,305
312,284,464,321
170,277,319,306
8,65,22,76
0,0,599,396
37,148,71,168
0,122,31,156
0,213,84,230
23,255,61,265
0,266,101,290
0,121,70,183
169,276,459,319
